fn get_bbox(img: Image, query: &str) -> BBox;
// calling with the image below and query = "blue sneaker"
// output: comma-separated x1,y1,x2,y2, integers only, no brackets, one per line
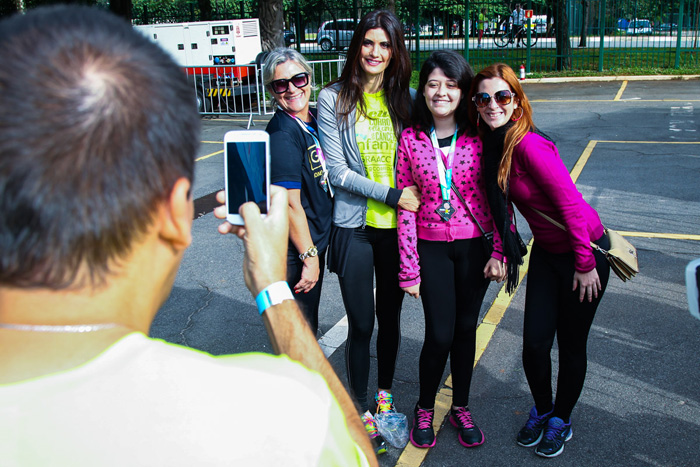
516,406,553,447
535,417,573,458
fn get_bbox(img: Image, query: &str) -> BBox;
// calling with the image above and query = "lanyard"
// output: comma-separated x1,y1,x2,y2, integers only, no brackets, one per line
430,128,458,202
281,108,334,196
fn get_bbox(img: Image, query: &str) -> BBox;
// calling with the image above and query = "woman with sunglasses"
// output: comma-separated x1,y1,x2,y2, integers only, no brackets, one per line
262,48,333,336
469,63,610,458
317,10,418,454
396,50,505,450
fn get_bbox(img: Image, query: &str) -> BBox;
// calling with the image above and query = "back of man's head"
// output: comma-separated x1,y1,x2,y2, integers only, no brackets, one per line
0,6,201,290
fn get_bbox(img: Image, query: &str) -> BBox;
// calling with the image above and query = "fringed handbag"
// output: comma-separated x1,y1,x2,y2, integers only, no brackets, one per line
531,208,638,282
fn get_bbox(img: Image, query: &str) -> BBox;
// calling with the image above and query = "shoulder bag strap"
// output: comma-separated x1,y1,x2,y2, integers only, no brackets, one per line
530,206,603,252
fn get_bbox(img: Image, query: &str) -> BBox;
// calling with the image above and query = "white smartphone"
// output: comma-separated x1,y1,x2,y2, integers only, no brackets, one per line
223,130,270,225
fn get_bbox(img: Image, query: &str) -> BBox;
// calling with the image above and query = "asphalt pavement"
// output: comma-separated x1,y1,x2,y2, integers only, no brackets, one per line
151,77,700,467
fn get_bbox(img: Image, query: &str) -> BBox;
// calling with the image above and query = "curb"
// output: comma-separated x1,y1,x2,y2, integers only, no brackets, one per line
523,74,700,83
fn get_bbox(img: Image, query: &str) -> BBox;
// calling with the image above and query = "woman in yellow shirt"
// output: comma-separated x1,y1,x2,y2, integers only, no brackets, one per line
317,9,419,455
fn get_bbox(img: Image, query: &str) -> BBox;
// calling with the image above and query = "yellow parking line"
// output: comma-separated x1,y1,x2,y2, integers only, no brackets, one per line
617,231,700,241
195,149,223,162
571,140,597,183
597,140,700,144
613,80,628,101
201,141,223,144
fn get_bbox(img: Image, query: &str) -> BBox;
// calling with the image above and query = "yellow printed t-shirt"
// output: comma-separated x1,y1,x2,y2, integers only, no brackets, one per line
355,90,398,228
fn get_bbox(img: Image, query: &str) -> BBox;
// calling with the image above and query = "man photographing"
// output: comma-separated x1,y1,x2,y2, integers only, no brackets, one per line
0,6,374,466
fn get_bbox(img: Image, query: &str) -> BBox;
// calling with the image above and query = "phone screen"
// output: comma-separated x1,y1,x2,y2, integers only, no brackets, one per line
226,140,268,215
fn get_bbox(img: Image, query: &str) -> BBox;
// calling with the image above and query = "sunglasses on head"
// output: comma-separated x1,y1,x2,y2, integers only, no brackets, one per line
472,90,516,108
270,72,310,94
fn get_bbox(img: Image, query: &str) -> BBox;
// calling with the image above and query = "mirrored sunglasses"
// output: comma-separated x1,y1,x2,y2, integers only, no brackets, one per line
472,90,516,108
271,72,310,94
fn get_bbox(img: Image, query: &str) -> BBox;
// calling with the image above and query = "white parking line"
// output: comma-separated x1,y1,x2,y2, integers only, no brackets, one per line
318,315,349,358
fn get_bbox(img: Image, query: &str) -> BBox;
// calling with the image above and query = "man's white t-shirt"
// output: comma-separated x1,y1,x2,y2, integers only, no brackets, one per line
0,333,368,467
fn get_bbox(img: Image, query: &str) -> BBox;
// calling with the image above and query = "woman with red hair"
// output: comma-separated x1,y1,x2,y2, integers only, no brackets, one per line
469,63,611,458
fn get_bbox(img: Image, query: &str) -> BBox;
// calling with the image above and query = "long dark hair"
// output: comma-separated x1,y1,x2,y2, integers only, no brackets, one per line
411,49,474,138
328,9,412,138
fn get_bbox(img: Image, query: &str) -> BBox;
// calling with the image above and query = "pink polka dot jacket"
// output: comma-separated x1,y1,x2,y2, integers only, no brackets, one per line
396,127,504,288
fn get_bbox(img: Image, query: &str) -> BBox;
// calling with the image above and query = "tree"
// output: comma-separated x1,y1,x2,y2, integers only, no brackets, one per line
549,0,571,70
109,0,132,20
259,0,284,50
578,0,589,47
199,0,212,20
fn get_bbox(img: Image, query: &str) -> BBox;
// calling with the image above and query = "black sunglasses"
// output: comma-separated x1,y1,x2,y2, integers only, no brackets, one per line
472,90,516,108
270,72,310,94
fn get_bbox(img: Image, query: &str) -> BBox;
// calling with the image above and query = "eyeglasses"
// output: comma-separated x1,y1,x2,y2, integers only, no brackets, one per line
472,90,516,108
270,72,310,94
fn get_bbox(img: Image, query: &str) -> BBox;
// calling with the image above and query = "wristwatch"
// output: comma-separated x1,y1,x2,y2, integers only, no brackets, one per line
299,245,318,261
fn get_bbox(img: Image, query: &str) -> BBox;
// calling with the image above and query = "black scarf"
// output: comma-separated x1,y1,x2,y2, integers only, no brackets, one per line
481,122,526,294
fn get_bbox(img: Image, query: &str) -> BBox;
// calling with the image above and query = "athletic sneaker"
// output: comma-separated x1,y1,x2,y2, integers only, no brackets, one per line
516,406,553,447
375,390,396,415
361,410,387,455
410,405,436,448
449,406,485,447
535,417,573,458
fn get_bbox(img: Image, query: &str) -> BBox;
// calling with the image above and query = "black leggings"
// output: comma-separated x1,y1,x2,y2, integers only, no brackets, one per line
523,234,611,421
286,247,326,336
338,227,404,412
417,238,490,409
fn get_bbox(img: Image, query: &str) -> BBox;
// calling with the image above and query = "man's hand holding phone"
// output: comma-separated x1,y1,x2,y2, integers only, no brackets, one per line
215,185,380,467
214,186,288,297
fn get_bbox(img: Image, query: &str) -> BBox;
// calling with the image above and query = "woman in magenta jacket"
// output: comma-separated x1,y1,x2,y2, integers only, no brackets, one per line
396,50,505,450
469,63,610,458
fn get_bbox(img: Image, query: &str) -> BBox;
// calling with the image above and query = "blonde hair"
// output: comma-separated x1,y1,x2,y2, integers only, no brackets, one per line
468,63,535,192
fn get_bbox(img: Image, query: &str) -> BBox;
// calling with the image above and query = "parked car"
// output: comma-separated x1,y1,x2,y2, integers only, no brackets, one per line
317,19,355,51
626,19,653,35
284,29,295,46
656,23,677,34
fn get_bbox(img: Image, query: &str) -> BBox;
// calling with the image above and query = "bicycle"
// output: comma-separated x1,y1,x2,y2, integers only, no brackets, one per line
494,25,538,48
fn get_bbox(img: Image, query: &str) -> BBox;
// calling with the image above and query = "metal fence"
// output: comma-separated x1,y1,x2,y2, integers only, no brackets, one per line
194,58,344,117
290,0,699,73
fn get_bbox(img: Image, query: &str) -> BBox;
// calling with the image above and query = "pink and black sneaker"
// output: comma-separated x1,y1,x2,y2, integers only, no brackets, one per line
450,406,484,447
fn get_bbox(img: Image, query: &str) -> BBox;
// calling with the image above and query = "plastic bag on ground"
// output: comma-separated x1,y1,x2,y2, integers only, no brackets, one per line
375,412,409,448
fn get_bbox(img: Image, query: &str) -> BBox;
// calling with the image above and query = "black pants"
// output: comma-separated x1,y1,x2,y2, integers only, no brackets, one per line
417,238,490,409
287,247,327,336
523,234,611,421
338,226,404,412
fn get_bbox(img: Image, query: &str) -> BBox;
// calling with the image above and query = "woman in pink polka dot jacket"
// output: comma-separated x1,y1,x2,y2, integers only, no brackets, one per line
396,50,506,450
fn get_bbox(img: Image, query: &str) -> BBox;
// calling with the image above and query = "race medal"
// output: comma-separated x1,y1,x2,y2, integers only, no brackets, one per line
436,200,455,222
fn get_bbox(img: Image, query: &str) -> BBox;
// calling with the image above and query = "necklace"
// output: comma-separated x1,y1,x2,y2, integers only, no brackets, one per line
0,323,120,333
